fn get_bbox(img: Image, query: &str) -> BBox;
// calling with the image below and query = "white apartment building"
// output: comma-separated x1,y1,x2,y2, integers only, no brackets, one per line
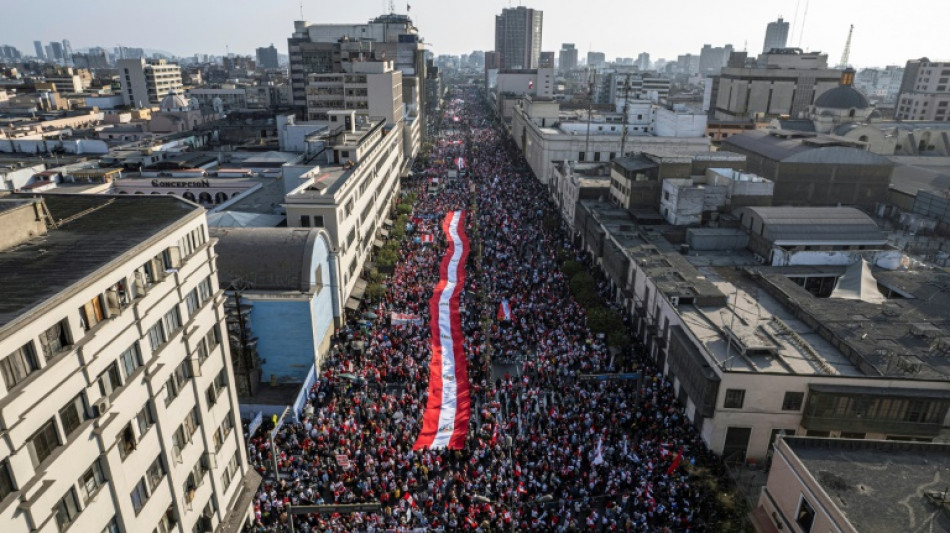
511,96,710,186
118,59,184,108
0,195,257,533
283,111,403,313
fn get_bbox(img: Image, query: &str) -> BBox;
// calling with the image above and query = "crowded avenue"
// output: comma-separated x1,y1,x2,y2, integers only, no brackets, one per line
244,86,737,532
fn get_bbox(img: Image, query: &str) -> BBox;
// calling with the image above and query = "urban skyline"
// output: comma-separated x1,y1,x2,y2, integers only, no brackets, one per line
1,0,947,67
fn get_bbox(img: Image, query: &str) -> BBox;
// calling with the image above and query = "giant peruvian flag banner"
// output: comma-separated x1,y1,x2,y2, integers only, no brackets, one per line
497,299,512,321
413,210,471,450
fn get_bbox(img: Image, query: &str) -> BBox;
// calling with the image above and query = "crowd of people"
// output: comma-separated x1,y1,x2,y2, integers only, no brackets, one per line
244,87,725,532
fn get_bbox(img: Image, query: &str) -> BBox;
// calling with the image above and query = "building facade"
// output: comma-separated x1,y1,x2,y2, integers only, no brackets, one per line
895,58,950,121
494,6,543,70
118,59,184,108
283,112,403,308
255,45,279,70
559,44,578,72
0,195,257,533
762,17,789,53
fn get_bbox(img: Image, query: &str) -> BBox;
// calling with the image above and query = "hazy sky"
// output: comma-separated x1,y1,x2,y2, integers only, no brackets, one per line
3,0,947,68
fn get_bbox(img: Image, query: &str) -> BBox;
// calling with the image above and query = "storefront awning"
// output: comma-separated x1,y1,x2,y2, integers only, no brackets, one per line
379,228,390,237
345,298,360,311
383,218,394,226
351,278,368,299
373,239,384,248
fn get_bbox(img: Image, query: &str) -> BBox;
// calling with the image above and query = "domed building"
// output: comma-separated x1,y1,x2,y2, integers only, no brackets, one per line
809,69,877,133
149,90,212,133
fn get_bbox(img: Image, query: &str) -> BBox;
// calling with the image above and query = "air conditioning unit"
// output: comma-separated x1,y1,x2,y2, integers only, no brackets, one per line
93,398,111,418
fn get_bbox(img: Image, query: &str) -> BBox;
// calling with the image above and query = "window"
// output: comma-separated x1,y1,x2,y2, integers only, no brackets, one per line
1,341,40,389
162,247,182,271
182,408,201,440
724,389,745,409
206,369,227,405
156,505,178,533
79,295,106,331
221,411,234,438
40,320,71,360
52,487,82,532
578,151,585,162
300,215,311,227
118,423,137,461
165,359,191,406
98,362,122,397
185,289,200,317
136,403,155,436
163,307,182,336
840,432,865,439
147,321,167,352
79,459,106,503
120,343,143,379
197,278,213,302
28,418,61,466
59,393,87,438
221,451,240,491
782,391,804,411
313,215,325,227
795,496,816,532
130,478,149,514
147,456,166,492
101,517,119,533
206,324,220,349
0,460,16,500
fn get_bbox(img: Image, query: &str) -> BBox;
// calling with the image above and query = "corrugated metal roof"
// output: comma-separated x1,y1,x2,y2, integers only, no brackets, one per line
738,206,887,243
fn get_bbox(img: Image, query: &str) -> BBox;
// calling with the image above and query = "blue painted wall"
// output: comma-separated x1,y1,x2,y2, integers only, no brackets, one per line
250,299,315,383
248,232,335,384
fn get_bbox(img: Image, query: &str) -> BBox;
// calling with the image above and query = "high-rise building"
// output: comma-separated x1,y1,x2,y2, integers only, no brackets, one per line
587,51,606,69
636,52,650,71
559,43,578,71
0,194,257,533
699,43,733,75
539,51,555,69
62,39,73,66
895,58,950,121
117,58,183,108
763,17,790,53
33,40,45,59
49,41,64,62
0,45,21,61
255,44,279,69
494,6,543,70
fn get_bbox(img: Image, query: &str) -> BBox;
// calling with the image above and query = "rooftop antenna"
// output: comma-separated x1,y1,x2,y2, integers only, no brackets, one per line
299,0,304,19
585,68,594,158
389,0,395,13
838,24,854,68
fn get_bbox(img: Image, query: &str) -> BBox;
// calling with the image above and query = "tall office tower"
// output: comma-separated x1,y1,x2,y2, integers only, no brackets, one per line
255,44,279,69
636,52,651,71
62,39,73,66
49,41,64,62
0,195,257,533
539,51,555,69
33,40,45,59
763,17,790,53
559,43,578,71
494,6,543,70
587,51,606,69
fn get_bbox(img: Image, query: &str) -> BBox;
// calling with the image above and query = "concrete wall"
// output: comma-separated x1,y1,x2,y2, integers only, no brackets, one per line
686,229,749,250
249,299,315,383
771,247,904,269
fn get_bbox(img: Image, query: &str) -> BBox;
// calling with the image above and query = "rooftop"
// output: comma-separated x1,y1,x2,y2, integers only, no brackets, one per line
210,227,321,292
725,129,894,166
782,436,950,533
0,194,201,332
753,267,950,380
736,206,887,244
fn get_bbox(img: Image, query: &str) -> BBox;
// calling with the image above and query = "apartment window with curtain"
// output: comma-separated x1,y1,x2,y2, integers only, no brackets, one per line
59,392,87,439
40,319,71,360
28,418,61,467
147,321,167,352
79,295,106,331
52,487,82,532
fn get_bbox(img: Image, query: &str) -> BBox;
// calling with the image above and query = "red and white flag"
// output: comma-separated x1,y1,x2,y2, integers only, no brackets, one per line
592,437,605,466
403,492,417,508
420,234,434,244
528,80,534,90
666,449,684,476
455,157,466,170
413,211,471,450
497,299,512,321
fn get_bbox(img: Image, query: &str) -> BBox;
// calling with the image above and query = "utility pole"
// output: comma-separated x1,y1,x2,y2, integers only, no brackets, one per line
585,68,595,160
620,74,631,158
